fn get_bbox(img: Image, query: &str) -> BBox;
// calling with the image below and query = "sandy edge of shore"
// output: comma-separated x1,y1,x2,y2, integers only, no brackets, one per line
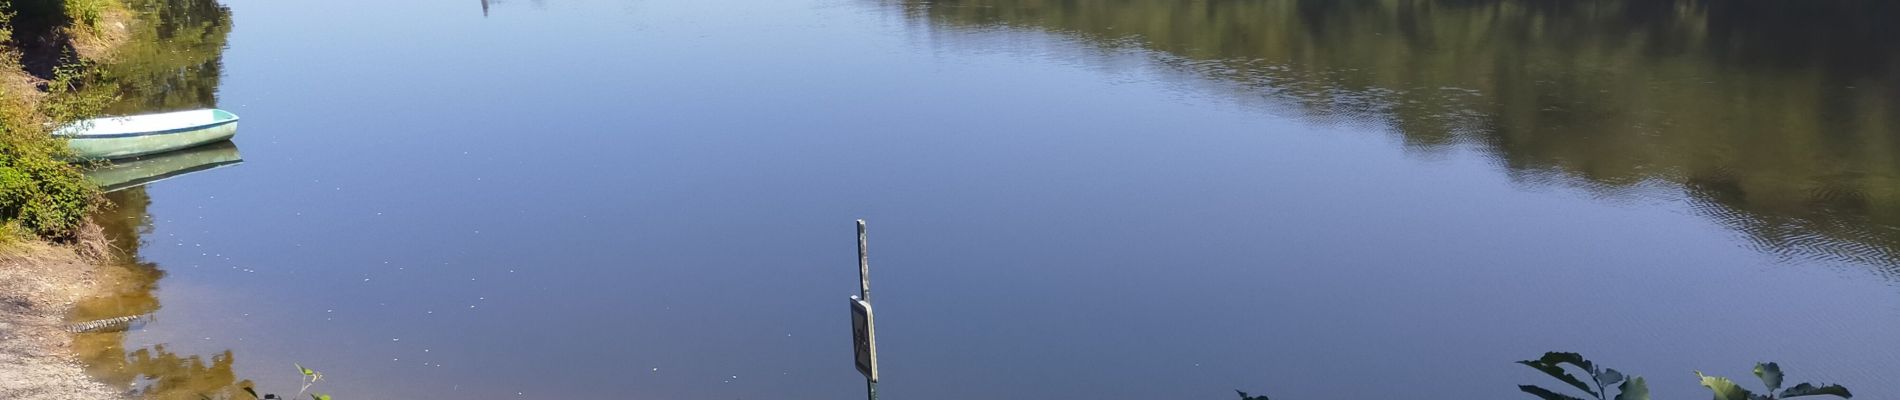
0,238,124,399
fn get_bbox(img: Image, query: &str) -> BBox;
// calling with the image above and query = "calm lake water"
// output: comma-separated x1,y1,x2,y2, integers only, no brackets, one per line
71,0,1900,398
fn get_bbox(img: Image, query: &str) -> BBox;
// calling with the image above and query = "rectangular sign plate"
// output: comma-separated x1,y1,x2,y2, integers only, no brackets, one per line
851,297,879,382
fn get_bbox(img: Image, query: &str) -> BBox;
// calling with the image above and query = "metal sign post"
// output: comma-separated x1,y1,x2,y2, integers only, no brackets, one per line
851,220,880,400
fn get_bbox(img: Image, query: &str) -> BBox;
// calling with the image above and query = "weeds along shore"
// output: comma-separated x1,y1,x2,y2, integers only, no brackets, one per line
2,1,137,398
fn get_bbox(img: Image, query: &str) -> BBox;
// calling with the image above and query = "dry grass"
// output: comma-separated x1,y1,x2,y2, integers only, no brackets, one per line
0,65,40,108
68,5,133,62
0,237,123,399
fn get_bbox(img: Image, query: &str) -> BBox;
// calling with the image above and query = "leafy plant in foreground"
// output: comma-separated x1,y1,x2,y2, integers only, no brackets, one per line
230,364,331,400
1235,352,1855,400
1695,362,1850,400
1517,352,1649,400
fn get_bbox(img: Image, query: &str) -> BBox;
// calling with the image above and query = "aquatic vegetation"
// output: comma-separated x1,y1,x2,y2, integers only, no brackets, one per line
1517,353,1848,400
1238,353,1851,400
1517,352,1650,400
1695,362,1852,400
237,364,331,400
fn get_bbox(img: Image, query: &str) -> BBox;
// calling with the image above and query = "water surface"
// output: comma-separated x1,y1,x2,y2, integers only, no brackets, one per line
74,0,1900,399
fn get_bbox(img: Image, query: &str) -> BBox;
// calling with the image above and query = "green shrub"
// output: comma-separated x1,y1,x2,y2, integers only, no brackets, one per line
7,156,94,237
0,165,32,209
0,64,107,240
0,141,98,239
64,0,108,27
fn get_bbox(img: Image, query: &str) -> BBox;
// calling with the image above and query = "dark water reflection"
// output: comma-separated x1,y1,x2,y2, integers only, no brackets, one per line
903,0,1900,267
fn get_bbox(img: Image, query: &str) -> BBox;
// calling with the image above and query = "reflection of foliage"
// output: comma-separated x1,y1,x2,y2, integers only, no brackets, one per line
96,186,156,256
76,186,254,399
77,190,329,400
97,0,230,114
68,189,161,327
906,0,1900,267
124,347,254,400
1234,390,1271,400
1695,362,1851,400
76,343,256,400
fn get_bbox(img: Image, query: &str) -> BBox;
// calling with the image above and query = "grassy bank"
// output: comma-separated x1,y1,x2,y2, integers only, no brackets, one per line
1,0,127,243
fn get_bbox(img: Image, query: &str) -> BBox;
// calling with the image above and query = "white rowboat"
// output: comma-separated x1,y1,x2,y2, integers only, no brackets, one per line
55,109,240,160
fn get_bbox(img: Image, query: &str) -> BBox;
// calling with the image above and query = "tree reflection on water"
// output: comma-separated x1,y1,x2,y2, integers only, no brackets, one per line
901,0,1900,268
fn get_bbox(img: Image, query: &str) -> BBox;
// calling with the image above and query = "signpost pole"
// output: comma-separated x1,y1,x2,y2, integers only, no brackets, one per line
855,219,879,400
858,219,871,302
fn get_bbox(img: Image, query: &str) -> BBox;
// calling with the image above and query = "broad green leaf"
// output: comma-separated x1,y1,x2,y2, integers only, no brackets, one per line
312,393,332,400
1697,372,1757,400
297,363,313,376
1615,376,1650,400
1599,368,1626,388
1536,352,1599,373
1519,385,1589,400
1779,383,1852,398
1755,362,1783,392
1518,353,1600,398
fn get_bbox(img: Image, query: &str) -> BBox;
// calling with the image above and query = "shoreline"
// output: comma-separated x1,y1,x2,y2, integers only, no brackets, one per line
1,2,140,398
0,240,124,399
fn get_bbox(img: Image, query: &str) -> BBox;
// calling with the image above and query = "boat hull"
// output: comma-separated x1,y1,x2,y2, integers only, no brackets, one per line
66,120,239,160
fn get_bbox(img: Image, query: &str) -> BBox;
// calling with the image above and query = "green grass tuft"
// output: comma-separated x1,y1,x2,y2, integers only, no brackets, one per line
63,0,109,27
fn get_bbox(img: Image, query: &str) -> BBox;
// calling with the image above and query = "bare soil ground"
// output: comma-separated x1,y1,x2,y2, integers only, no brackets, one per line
0,238,124,399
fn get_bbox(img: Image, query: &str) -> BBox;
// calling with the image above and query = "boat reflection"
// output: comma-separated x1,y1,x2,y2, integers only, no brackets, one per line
84,141,243,193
